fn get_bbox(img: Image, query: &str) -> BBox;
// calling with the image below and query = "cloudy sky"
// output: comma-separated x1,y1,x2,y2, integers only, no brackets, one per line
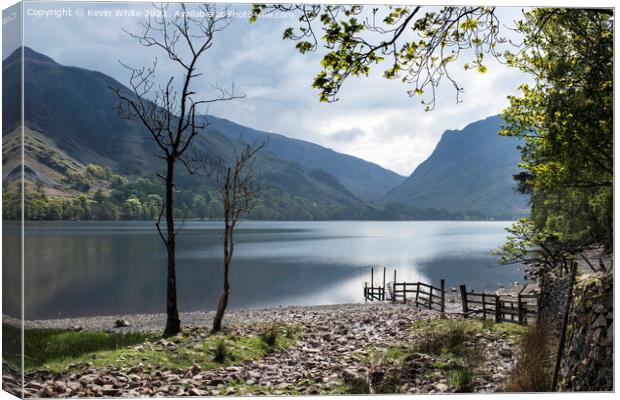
15,1,530,176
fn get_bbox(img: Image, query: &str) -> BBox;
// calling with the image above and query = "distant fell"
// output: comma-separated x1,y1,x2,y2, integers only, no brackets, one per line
381,116,529,219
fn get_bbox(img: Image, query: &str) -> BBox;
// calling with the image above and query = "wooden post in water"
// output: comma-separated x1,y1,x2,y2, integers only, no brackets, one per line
382,267,386,301
460,285,469,318
440,279,445,317
371,268,374,290
495,295,501,323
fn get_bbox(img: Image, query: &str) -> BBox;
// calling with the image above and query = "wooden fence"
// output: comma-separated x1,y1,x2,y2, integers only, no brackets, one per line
362,268,538,325
363,284,385,301
459,284,538,324
363,267,387,301
392,280,445,313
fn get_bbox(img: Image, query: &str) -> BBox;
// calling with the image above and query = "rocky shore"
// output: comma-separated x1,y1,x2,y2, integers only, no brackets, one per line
3,302,521,397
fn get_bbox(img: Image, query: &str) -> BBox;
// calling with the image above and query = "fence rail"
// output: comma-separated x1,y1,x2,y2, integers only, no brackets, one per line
362,267,538,325
391,280,445,313
459,284,538,324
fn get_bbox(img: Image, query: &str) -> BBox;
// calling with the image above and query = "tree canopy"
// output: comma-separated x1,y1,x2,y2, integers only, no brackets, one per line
251,4,502,109
500,9,613,252
252,5,614,259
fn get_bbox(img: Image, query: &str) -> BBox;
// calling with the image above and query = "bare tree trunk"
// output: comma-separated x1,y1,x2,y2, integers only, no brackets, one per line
163,161,181,337
213,222,232,332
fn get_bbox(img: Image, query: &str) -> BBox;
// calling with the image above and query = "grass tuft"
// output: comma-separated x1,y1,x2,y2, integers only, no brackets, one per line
447,365,475,392
259,321,281,348
503,320,554,392
212,339,229,363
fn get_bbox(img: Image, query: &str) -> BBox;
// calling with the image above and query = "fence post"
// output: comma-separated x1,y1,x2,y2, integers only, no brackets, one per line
440,279,446,317
403,281,407,304
415,282,420,307
364,282,367,303
551,261,578,391
495,295,501,323
427,286,432,309
371,268,374,290
517,294,524,324
382,267,386,300
460,284,469,318
392,270,397,303
482,293,487,320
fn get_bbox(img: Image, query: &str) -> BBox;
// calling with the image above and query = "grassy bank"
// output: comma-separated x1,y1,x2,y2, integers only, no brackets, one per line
2,322,301,373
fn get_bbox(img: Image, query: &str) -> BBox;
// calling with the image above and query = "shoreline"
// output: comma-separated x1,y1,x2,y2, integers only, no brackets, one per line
4,302,465,332
4,282,536,333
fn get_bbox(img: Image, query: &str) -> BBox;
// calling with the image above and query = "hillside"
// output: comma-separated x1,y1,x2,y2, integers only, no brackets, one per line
204,116,405,201
381,116,529,219
2,47,377,220
2,48,529,221
2,47,403,202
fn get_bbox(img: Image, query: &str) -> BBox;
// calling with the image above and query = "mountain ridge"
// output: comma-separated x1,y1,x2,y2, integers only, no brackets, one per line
3,46,404,203
3,47,529,220
381,115,529,218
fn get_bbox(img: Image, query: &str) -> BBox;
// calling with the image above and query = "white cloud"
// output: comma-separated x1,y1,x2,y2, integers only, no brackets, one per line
23,2,531,176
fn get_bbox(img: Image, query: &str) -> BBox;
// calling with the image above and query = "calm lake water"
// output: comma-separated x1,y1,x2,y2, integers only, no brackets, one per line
3,220,525,320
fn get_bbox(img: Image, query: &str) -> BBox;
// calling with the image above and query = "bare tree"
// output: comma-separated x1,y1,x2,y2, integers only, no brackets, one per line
111,3,242,337
210,142,265,332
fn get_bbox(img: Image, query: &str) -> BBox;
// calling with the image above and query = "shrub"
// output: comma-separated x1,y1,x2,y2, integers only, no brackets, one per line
259,321,281,348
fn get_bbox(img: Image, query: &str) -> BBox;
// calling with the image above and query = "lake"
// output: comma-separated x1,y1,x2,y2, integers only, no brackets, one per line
2,220,525,320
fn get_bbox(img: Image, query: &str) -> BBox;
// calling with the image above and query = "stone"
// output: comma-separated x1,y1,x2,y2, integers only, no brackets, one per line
498,348,513,358
115,319,131,328
593,314,608,328
434,383,448,391
187,388,205,396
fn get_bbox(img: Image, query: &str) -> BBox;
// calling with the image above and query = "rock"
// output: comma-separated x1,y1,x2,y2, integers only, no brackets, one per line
188,388,204,396
69,325,83,332
498,348,513,358
592,328,603,344
115,319,131,328
593,314,607,328
434,383,448,391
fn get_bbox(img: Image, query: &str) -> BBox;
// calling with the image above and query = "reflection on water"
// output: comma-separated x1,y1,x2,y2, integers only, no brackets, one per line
5,221,524,319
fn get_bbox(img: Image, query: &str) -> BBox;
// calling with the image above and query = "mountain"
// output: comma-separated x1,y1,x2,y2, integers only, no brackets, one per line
2,47,381,220
2,47,403,203
381,116,529,218
2,48,529,221
203,116,405,201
